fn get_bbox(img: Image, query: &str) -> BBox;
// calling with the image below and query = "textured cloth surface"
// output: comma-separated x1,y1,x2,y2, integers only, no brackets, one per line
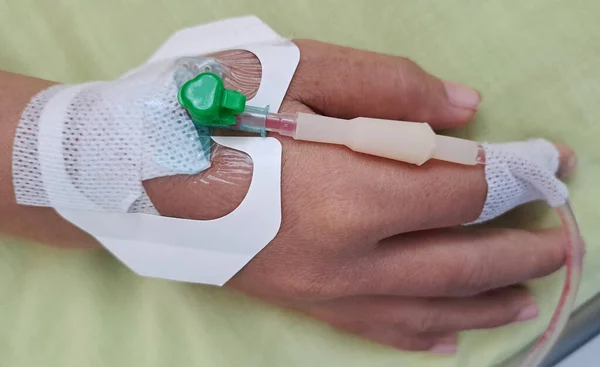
0,1,599,366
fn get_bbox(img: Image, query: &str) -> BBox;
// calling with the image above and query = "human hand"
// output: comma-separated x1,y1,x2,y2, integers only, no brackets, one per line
144,40,577,354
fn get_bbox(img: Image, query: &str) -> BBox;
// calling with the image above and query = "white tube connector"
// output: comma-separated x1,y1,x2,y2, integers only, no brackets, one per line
293,113,480,166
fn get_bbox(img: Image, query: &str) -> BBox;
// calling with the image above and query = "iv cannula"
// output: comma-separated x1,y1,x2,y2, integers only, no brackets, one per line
177,72,485,167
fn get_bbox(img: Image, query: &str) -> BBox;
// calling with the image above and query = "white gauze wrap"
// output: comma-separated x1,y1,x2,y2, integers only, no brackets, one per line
472,139,569,224
13,58,214,214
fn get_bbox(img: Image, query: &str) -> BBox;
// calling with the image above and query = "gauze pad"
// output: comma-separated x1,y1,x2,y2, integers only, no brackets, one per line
13,58,215,213
473,139,569,224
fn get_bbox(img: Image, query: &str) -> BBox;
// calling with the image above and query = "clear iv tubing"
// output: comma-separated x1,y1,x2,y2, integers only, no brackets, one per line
472,156,584,367
517,202,584,367
228,106,298,137
236,109,585,367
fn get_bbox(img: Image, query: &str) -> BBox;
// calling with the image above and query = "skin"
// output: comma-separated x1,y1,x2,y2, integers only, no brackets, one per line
0,39,577,354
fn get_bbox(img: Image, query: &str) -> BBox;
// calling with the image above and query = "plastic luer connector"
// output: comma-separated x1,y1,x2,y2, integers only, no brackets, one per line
234,105,269,136
233,108,297,137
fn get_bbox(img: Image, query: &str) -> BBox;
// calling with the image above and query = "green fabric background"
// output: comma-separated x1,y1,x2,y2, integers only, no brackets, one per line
0,0,598,366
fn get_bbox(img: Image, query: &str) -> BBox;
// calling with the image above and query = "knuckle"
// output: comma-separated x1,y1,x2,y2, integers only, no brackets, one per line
408,310,442,334
459,264,489,295
396,56,422,74
447,256,492,296
392,57,432,110
295,85,329,112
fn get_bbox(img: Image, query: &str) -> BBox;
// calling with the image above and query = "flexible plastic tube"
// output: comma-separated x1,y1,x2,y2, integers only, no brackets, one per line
262,112,482,165
515,202,585,367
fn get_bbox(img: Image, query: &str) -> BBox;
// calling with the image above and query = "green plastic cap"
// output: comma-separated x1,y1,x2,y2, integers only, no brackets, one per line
178,72,246,127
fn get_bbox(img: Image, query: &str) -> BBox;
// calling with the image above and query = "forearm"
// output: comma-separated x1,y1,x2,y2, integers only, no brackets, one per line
0,70,98,248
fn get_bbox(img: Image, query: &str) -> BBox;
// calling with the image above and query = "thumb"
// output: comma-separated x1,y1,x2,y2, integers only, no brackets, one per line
288,39,481,129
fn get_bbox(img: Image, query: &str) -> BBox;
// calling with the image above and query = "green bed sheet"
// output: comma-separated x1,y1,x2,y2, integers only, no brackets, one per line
0,0,598,366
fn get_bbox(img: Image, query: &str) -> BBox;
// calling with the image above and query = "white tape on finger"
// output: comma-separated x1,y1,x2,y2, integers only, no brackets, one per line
472,139,569,224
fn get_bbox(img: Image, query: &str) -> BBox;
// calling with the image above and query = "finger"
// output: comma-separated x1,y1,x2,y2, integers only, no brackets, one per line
289,39,481,129
309,287,536,338
555,143,577,178
310,306,457,353
366,142,577,236
429,334,459,355
361,330,457,353
347,227,565,297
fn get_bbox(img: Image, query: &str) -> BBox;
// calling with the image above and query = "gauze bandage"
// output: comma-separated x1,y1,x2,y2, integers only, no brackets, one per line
13,57,217,214
473,139,569,223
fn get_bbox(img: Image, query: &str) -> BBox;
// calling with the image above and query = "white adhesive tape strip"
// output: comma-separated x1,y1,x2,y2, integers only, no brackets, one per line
37,82,108,211
471,139,569,224
57,136,282,285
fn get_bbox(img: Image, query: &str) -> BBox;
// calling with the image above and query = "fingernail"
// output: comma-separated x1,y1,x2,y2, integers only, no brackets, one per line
558,154,578,178
516,305,539,322
443,81,481,110
430,335,458,355
430,344,458,355
565,155,578,177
